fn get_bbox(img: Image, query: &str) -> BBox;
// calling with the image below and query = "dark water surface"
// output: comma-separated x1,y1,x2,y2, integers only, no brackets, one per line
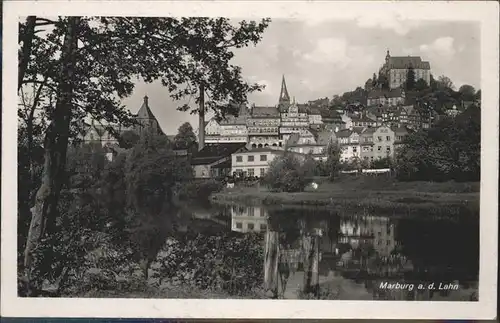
166,201,479,300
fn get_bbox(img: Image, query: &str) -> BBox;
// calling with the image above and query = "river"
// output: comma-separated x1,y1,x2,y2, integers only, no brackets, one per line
152,200,479,301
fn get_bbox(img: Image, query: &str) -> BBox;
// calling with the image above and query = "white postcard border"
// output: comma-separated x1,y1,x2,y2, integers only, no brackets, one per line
2,0,498,319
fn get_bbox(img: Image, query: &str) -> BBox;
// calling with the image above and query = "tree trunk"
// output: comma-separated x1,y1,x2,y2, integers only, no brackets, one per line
23,17,80,296
198,83,205,151
264,230,279,298
302,234,319,297
18,16,37,92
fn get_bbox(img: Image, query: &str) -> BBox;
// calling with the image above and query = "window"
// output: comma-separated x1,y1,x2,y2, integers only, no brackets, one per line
386,240,391,246
353,147,357,153
248,207,255,216
236,156,242,162
260,223,267,230
235,169,243,174
378,231,382,237
236,222,243,229
248,168,254,176
386,136,391,141
378,136,383,142
260,155,267,161
260,168,265,177
378,146,382,151
248,155,254,162
248,223,255,230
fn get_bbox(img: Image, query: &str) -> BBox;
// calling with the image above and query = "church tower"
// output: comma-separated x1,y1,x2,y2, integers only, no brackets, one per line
278,75,291,111
134,95,163,135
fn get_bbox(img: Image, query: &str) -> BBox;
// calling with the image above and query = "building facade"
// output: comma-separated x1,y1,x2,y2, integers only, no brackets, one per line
247,106,282,148
367,88,405,107
380,50,431,89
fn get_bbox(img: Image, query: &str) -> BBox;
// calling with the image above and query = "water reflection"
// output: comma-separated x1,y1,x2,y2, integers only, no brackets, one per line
185,203,479,300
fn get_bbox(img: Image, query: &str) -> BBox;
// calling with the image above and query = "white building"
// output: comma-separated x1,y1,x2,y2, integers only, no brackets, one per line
231,205,269,233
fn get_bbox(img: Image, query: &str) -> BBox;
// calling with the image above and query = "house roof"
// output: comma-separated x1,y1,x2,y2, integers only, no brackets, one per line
316,130,337,146
136,95,157,120
234,147,283,154
392,126,410,135
352,115,377,123
387,56,431,70
251,106,280,118
191,143,247,165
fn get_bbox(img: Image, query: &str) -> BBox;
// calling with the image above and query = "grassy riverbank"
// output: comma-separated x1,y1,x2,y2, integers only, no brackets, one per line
211,176,480,217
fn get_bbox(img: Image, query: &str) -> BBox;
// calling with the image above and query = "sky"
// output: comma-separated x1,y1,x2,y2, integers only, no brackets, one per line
121,19,481,135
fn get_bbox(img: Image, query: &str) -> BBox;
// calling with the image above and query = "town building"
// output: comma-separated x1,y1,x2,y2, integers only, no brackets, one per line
231,147,284,178
247,106,282,148
371,125,395,160
204,118,222,143
366,88,405,107
336,127,363,162
280,99,310,142
191,143,247,179
393,126,410,151
285,129,337,161
351,115,378,128
445,105,461,118
231,147,307,178
379,50,431,89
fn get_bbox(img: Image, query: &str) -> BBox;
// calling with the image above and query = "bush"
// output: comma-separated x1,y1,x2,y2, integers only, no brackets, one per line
153,233,264,296
176,179,224,200
263,154,311,192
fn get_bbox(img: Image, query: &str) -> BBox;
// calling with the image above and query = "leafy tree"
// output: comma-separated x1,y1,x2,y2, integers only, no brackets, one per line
173,122,198,152
405,67,416,90
119,130,140,149
415,78,428,92
395,105,480,182
458,84,476,102
475,89,481,101
371,156,393,169
19,16,271,296
124,132,193,278
377,72,389,90
264,154,310,192
437,75,454,90
372,73,378,87
324,142,341,181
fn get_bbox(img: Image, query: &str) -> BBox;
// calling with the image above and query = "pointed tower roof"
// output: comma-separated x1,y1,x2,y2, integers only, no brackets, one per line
137,95,156,119
279,75,290,104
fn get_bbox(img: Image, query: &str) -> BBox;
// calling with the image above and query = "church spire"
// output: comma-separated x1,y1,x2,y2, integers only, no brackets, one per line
279,74,290,105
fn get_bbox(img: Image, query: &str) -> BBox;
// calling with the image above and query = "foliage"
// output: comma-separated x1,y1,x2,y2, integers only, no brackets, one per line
324,142,341,181
153,233,264,296
263,153,311,192
371,156,393,169
176,179,225,201
19,16,271,294
119,130,140,149
458,84,476,102
405,67,416,90
437,75,454,90
395,105,480,182
173,122,198,152
415,78,429,92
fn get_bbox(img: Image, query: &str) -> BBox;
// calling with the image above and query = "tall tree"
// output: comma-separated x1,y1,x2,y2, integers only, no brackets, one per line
173,122,198,152
437,75,454,90
19,16,271,296
415,78,429,92
405,67,416,90
458,84,476,102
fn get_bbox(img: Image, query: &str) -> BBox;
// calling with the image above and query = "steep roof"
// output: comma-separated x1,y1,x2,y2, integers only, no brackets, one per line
251,106,280,118
388,56,431,70
335,129,352,138
136,95,157,120
191,143,247,165
316,130,337,146
279,75,291,104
